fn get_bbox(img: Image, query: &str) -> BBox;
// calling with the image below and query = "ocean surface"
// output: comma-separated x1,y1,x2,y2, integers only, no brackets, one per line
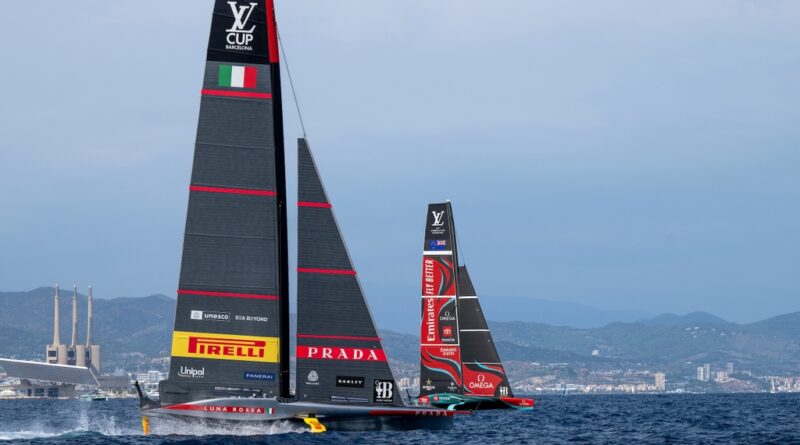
0,394,798,444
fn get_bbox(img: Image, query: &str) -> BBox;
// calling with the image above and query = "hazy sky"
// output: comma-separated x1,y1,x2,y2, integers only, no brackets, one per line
0,1,798,331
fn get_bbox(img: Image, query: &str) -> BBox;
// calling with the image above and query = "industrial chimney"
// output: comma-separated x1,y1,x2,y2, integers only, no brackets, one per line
86,285,93,346
71,285,78,346
52,284,61,345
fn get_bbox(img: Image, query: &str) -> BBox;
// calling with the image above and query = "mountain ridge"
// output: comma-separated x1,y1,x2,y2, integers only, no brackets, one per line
1,288,798,375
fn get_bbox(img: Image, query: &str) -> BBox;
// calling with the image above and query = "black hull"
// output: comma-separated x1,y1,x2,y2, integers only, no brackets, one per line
137,391,463,434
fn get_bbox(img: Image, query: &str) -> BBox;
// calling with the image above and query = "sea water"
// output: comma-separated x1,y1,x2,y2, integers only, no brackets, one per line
0,394,798,444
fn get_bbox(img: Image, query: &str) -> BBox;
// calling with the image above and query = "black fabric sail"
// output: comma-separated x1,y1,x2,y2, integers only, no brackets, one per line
419,202,463,396
160,0,290,404
457,266,513,398
295,138,400,405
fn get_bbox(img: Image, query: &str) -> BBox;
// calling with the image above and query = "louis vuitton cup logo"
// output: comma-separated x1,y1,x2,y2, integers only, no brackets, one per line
226,1,258,50
431,211,445,227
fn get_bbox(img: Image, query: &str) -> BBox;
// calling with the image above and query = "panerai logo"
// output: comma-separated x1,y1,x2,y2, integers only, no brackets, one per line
431,211,445,227
178,366,205,379
226,1,257,51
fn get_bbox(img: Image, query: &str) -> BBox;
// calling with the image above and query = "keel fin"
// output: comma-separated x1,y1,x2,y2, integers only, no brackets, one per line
141,416,150,435
303,417,326,433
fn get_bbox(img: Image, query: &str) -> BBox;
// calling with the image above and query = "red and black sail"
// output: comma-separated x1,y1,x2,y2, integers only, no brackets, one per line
295,138,400,406
419,203,463,396
161,0,290,404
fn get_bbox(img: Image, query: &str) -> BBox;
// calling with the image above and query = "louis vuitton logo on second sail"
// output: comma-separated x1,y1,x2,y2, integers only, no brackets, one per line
431,211,445,227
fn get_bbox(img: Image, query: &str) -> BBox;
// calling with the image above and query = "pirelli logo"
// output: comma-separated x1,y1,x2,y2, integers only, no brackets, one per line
171,331,279,363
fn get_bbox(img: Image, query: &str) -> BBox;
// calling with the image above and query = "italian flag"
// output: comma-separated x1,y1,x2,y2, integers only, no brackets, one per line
268,407,275,415
218,65,257,89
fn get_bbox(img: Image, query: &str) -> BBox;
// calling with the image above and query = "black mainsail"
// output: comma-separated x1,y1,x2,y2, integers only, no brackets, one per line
160,0,289,404
419,203,463,396
296,138,400,405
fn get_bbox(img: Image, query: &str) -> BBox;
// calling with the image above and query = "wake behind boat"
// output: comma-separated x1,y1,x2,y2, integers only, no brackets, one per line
418,202,534,410
137,0,464,433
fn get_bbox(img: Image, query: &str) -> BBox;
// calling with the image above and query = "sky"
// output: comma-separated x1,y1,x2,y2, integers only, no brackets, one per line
0,1,798,332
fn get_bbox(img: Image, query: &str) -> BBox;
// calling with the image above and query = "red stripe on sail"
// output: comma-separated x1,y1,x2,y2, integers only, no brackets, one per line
201,89,272,99
297,201,332,208
297,267,356,275
266,0,279,64
189,185,276,196
178,289,279,300
297,334,381,341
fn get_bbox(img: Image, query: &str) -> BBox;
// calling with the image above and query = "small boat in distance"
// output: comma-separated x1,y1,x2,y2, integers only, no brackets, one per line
79,392,108,401
136,0,465,433
418,202,534,410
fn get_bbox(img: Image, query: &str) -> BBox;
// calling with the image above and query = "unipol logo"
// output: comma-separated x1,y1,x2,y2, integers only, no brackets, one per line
431,211,446,227
225,1,258,51
178,366,205,379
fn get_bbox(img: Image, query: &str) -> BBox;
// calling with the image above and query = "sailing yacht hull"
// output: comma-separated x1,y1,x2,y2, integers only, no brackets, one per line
419,393,534,411
141,397,463,432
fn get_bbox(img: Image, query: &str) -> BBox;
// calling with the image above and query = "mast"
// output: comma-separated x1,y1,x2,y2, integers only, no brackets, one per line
266,0,290,398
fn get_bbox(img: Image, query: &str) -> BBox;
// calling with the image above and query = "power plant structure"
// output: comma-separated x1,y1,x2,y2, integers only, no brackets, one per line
45,285,100,375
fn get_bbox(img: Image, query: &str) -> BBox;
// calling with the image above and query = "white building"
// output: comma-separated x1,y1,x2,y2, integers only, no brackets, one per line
655,372,666,391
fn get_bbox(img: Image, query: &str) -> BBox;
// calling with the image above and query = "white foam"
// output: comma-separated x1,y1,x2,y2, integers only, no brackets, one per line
150,418,307,436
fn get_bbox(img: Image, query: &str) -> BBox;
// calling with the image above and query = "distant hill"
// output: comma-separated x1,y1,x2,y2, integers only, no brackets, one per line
1,287,798,376
452,295,653,329
637,311,729,326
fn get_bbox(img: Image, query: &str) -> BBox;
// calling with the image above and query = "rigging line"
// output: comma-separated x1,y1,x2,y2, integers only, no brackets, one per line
277,28,307,138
